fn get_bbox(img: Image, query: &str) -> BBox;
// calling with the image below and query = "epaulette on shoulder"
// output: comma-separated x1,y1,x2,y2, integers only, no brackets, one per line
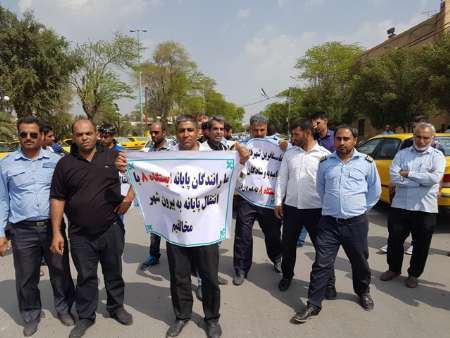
319,156,328,163
365,155,374,163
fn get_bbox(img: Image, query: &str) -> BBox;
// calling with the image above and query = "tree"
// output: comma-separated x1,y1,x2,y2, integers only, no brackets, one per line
349,48,434,130
0,111,16,141
71,33,139,120
295,41,364,122
0,7,79,117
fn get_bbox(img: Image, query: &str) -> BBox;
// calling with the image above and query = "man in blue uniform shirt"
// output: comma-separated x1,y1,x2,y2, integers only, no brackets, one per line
380,123,445,288
291,125,381,324
0,116,75,337
311,111,335,152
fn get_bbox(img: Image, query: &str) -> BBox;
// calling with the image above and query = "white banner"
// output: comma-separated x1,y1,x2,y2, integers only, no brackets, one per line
237,138,283,209
126,151,240,247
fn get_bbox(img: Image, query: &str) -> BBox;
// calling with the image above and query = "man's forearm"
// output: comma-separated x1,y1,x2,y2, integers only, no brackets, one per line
50,199,65,236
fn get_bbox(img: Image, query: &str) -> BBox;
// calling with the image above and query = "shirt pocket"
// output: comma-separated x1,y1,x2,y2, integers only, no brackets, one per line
345,169,366,191
8,169,30,188
37,167,54,184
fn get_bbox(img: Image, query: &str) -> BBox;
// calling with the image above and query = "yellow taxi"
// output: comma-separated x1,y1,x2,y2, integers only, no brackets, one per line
357,133,450,208
116,136,148,150
0,142,11,159
62,138,73,153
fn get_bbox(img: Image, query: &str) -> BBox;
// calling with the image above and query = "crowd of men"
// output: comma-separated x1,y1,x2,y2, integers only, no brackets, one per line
0,111,445,338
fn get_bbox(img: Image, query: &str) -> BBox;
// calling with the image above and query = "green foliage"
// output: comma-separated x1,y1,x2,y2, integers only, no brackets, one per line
0,111,16,141
72,33,139,120
0,7,79,117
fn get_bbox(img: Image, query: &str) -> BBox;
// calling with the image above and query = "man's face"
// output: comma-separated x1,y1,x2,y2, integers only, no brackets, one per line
334,128,356,156
312,117,328,134
291,127,307,147
150,124,165,144
250,123,267,138
18,123,42,152
209,120,224,143
99,132,114,148
176,121,198,150
73,120,98,153
413,128,433,151
43,130,55,147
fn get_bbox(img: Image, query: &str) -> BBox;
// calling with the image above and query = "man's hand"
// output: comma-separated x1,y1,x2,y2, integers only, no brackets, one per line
115,151,128,173
399,170,409,177
235,142,250,165
50,233,64,256
0,237,9,257
114,198,133,215
274,205,284,220
279,140,289,152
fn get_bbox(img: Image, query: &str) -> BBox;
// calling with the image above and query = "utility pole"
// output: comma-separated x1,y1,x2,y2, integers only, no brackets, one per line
130,29,148,121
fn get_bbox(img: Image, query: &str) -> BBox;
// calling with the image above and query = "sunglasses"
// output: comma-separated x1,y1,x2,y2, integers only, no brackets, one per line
19,132,39,139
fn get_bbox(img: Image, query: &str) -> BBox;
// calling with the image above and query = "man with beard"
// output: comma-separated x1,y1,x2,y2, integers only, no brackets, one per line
0,116,75,336
380,123,445,288
274,119,330,291
115,115,249,338
291,125,381,323
50,119,135,338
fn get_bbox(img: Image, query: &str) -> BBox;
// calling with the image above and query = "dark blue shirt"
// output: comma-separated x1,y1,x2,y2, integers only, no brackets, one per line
317,129,335,152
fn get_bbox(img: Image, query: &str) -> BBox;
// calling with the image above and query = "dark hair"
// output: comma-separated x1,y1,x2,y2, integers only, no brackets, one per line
201,121,210,130
310,111,328,120
209,116,225,129
41,123,54,135
290,118,314,133
72,118,97,133
98,123,117,135
224,122,231,132
249,114,268,126
334,124,358,138
151,121,166,131
17,116,43,132
175,115,197,129
267,124,276,136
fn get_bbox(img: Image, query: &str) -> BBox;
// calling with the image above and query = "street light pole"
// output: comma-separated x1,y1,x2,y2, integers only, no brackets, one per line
130,29,148,121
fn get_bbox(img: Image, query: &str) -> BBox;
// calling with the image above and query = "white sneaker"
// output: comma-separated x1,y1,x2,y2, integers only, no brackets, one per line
405,245,413,255
380,244,388,253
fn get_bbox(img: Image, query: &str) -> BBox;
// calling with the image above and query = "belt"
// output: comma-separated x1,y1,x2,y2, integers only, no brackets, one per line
16,219,50,227
326,214,366,225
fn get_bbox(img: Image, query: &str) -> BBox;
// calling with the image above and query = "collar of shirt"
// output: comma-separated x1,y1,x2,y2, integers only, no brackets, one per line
328,148,364,162
150,139,171,151
318,129,333,140
14,148,50,161
408,145,433,155
290,142,323,154
171,142,209,151
70,143,106,161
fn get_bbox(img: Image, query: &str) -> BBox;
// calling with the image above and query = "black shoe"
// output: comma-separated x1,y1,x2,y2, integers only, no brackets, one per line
206,321,222,338
359,294,374,311
166,319,188,337
290,304,320,324
23,320,39,337
273,260,282,273
110,307,133,325
69,319,94,338
233,272,245,286
380,270,400,281
325,285,337,300
405,275,418,288
57,311,75,326
196,286,203,301
217,275,228,285
278,277,291,291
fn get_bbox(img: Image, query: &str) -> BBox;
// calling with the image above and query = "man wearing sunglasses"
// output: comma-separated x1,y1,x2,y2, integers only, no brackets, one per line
0,116,75,337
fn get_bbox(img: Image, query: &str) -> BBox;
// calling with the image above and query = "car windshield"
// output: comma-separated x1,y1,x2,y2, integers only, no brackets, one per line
436,136,450,156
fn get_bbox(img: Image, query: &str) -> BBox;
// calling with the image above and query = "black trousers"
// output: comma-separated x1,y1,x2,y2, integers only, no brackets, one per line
7,222,74,324
281,206,335,287
308,215,370,308
166,242,220,323
387,208,436,278
148,233,161,259
233,196,282,274
70,222,125,321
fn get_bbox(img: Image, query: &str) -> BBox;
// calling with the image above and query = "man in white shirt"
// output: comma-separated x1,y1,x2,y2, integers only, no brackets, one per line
274,119,330,291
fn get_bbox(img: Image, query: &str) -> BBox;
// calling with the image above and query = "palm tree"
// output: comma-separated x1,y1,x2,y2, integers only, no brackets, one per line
0,111,16,141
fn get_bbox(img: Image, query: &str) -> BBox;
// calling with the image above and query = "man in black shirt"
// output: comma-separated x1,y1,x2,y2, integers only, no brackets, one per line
50,119,135,338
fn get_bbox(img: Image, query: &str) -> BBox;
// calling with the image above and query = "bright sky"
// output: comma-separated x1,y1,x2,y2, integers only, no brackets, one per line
1,0,442,121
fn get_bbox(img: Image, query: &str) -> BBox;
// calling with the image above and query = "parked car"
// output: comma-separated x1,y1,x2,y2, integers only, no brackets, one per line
357,133,450,209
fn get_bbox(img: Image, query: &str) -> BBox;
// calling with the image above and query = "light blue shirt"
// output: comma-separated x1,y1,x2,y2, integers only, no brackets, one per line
317,149,381,219
0,148,60,237
390,146,445,213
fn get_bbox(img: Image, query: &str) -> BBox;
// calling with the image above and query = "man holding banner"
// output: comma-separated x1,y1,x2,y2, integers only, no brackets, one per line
233,114,285,286
119,115,249,338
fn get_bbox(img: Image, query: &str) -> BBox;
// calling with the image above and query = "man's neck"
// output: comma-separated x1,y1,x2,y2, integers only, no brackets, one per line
79,147,97,162
319,128,328,138
337,149,354,163
22,148,40,160
301,139,316,152
155,139,166,149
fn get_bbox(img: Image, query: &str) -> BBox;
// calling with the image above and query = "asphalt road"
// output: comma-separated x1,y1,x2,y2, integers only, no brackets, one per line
0,204,449,338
